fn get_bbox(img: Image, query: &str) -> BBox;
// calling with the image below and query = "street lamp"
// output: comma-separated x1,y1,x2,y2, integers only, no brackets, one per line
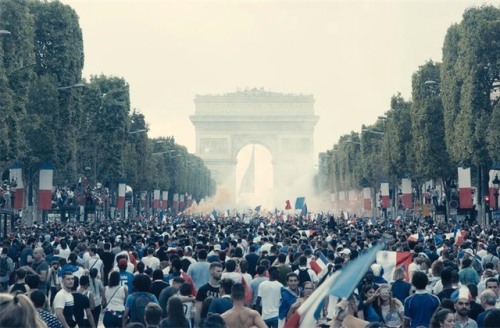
57,83,85,91
362,128,385,136
493,174,500,211
129,129,147,135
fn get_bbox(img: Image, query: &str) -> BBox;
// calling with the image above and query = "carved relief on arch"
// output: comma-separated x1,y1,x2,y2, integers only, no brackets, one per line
230,134,278,159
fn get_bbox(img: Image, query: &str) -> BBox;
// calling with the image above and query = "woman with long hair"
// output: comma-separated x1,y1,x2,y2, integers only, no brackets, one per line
102,271,128,328
357,284,377,321
287,281,315,318
391,267,411,304
89,268,104,326
199,296,214,328
430,308,455,328
366,284,404,328
0,293,47,328
159,297,190,328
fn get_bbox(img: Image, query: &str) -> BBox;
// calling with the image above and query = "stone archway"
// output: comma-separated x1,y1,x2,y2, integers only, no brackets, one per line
190,88,319,204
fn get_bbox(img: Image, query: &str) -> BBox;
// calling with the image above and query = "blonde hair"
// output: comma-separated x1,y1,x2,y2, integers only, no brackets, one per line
392,267,406,281
0,293,47,328
376,284,402,313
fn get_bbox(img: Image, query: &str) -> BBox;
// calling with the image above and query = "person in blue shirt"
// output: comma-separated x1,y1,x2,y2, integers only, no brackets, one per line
404,271,440,328
117,258,134,293
123,274,158,326
208,278,233,315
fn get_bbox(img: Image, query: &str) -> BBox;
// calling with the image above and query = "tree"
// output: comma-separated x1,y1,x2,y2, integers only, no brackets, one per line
410,61,453,184
29,0,84,184
0,0,36,166
441,5,500,205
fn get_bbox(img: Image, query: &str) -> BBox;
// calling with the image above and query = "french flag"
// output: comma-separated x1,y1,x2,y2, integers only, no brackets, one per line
310,252,328,275
285,243,384,328
453,224,467,245
407,233,423,243
376,251,413,282
299,229,316,238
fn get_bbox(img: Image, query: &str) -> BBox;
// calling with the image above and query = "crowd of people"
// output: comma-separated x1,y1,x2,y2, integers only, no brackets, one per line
0,211,499,328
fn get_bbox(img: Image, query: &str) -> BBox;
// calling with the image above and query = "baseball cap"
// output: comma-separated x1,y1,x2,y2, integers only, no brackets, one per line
463,248,474,256
340,248,351,255
118,259,128,269
213,245,222,251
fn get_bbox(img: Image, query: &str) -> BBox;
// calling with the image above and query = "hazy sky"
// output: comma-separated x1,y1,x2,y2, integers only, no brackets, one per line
61,0,500,158
58,1,499,208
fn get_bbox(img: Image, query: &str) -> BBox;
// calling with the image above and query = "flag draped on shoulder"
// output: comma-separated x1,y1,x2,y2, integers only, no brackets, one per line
279,288,299,320
285,242,385,328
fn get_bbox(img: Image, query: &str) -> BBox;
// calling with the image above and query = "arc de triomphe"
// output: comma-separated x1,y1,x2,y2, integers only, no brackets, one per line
190,88,319,203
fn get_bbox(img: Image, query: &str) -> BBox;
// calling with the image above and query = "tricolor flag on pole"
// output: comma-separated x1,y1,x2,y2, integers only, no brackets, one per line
117,179,126,209
295,197,305,210
376,251,413,282
153,190,160,209
285,242,384,328
10,163,24,209
162,190,168,209
38,163,54,210
310,252,328,275
173,193,179,211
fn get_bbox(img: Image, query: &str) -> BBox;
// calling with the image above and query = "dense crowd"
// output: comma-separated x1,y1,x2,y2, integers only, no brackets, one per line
0,212,500,328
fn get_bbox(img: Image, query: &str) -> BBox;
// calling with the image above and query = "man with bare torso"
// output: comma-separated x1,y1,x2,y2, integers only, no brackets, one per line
221,283,267,328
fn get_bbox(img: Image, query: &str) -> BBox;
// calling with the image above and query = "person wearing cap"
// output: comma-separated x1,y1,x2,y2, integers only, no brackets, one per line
452,286,478,328
207,245,222,263
339,248,351,263
118,258,134,293
463,248,483,276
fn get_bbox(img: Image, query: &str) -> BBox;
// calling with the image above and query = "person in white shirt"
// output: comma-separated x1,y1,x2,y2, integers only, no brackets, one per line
141,247,160,271
85,247,103,278
221,259,243,284
257,267,283,328
53,271,76,328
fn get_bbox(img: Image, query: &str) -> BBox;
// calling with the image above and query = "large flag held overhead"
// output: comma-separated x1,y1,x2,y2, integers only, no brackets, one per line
295,197,305,210
376,251,413,282
239,145,255,194
301,203,308,216
285,242,385,328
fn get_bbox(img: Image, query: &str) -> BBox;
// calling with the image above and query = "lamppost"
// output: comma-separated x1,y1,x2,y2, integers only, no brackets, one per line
449,180,458,222
493,174,500,212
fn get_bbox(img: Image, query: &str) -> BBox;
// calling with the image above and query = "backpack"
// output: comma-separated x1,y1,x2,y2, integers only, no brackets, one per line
0,256,9,277
130,293,153,324
10,283,27,294
298,267,311,288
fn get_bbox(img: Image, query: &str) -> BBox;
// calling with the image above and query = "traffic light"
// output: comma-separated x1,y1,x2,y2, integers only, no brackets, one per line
484,195,490,212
